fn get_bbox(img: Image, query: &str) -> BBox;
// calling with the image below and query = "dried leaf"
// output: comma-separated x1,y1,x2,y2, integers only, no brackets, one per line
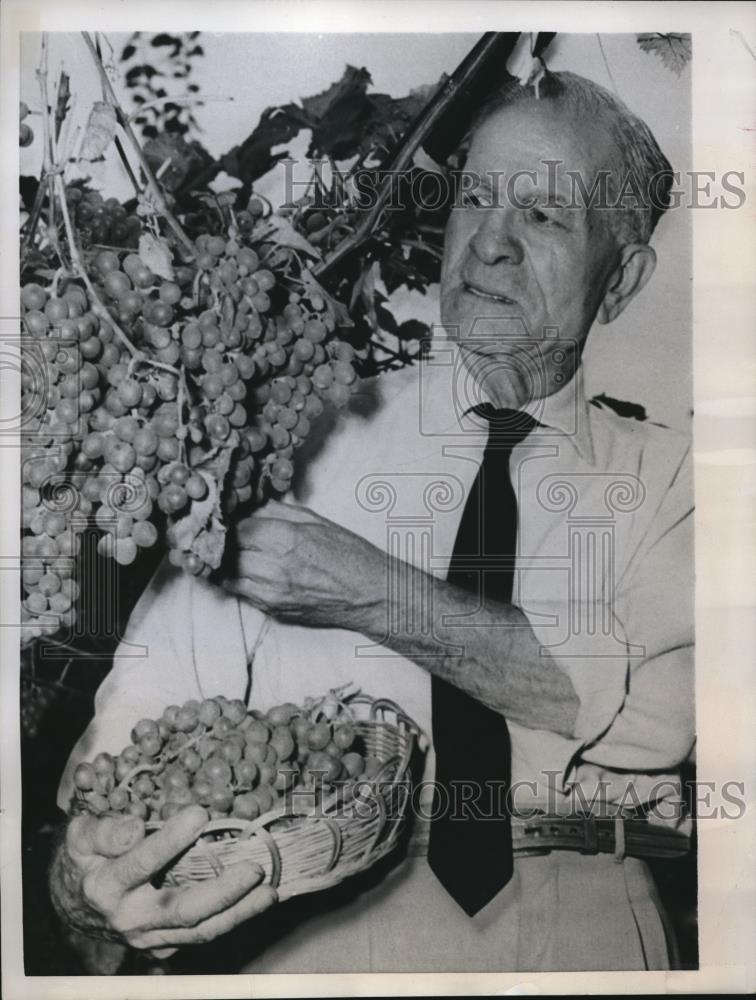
637,34,692,76
79,101,117,161
138,233,174,281
253,215,322,259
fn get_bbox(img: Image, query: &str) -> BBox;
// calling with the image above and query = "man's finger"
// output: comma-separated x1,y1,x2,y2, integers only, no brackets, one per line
134,884,279,950
106,806,209,891
264,499,320,523
67,814,145,861
234,519,265,549
163,862,265,929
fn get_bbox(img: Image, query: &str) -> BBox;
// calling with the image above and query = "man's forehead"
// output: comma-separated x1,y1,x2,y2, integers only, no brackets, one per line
467,97,617,181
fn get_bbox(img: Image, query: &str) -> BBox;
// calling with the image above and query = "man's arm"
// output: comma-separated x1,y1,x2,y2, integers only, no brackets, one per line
222,500,580,737
351,567,580,738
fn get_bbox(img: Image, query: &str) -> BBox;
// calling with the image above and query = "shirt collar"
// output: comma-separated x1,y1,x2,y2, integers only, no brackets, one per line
418,337,596,465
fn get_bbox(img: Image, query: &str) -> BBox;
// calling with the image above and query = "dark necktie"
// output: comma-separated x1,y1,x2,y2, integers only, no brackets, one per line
428,406,539,916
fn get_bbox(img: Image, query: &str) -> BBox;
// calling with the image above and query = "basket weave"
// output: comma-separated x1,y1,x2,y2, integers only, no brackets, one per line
146,693,422,900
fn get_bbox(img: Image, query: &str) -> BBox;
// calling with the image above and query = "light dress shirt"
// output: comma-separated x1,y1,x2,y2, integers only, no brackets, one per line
58,340,695,843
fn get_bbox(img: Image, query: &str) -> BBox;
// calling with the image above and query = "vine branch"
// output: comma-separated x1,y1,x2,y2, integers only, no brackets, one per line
81,31,195,258
311,32,521,283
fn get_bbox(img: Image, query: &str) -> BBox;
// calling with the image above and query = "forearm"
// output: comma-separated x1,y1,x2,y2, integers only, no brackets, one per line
352,559,580,737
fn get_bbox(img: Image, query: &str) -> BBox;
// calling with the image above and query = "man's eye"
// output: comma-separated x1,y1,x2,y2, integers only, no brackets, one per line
530,206,561,227
459,191,488,209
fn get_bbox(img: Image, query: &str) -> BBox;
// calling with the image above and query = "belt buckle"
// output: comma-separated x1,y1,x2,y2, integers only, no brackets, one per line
578,815,600,855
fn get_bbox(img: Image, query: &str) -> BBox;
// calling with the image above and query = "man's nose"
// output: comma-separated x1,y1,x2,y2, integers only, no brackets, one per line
470,209,523,266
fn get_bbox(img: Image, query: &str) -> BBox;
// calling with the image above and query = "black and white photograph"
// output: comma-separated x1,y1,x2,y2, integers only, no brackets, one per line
1,2,754,996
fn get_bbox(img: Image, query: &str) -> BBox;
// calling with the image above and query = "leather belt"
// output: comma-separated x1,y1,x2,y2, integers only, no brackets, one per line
511,814,690,860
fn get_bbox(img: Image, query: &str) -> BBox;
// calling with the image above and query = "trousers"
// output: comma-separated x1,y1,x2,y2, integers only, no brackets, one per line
238,850,676,973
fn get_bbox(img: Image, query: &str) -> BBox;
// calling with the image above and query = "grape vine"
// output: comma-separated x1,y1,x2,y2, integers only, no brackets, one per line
19,30,516,654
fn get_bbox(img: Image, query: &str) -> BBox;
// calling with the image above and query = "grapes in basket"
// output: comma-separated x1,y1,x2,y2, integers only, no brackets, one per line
70,689,421,895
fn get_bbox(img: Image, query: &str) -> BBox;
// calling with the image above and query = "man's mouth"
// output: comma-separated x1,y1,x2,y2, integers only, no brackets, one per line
463,282,516,306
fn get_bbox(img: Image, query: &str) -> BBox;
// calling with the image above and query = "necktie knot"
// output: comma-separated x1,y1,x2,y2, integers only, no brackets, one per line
471,404,540,447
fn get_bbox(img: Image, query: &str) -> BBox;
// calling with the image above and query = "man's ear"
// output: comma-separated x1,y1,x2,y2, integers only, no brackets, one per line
596,244,657,325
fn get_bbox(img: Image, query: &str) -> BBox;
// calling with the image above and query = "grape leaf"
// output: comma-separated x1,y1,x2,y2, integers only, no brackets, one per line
301,66,372,122
170,444,235,570
138,233,175,280
221,104,306,188
143,133,213,192
79,101,117,161
397,319,430,342
636,34,692,76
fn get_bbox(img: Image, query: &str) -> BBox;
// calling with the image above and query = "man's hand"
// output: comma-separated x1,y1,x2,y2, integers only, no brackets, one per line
220,500,578,735
221,499,387,630
50,806,277,957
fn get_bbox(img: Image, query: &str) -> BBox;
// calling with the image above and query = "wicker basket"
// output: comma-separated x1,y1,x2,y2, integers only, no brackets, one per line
143,693,423,900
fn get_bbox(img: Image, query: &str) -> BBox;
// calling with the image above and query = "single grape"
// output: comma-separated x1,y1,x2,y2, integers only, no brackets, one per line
139,734,162,758
245,719,270,745
21,283,47,311
159,282,181,305
306,722,332,751
104,271,132,299
332,723,356,750
117,379,142,407
132,520,158,548
232,792,260,820
128,800,149,820
251,785,275,815
109,788,130,812
73,762,96,790
183,552,205,576
270,725,295,761
342,751,366,777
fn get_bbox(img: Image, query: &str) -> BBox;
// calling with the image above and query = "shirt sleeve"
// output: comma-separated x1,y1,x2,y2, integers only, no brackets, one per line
523,441,695,784
56,559,265,811
578,449,695,771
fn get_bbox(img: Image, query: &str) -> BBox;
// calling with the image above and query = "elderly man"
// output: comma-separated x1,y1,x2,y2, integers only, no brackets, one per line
50,70,694,973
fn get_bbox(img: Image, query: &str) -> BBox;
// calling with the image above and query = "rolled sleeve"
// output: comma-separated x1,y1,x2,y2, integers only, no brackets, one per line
521,442,694,785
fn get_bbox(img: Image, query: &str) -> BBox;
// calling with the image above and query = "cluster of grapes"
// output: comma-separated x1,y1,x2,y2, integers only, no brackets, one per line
20,674,57,741
66,187,143,249
20,101,34,148
298,204,359,255
20,199,361,643
72,695,382,824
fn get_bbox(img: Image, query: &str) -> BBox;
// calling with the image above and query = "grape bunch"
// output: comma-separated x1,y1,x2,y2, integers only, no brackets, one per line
71,694,382,824
20,674,57,741
20,101,34,148
20,194,361,644
66,187,143,249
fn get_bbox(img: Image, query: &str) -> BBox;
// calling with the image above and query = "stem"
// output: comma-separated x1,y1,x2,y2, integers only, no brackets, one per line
113,135,142,196
55,173,141,360
400,238,443,260
93,31,142,197
312,32,521,283
22,36,53,262
81,31,195,258
21,181,48,262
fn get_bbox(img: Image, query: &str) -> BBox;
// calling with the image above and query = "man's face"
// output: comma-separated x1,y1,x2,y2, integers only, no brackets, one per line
440,98,622,409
